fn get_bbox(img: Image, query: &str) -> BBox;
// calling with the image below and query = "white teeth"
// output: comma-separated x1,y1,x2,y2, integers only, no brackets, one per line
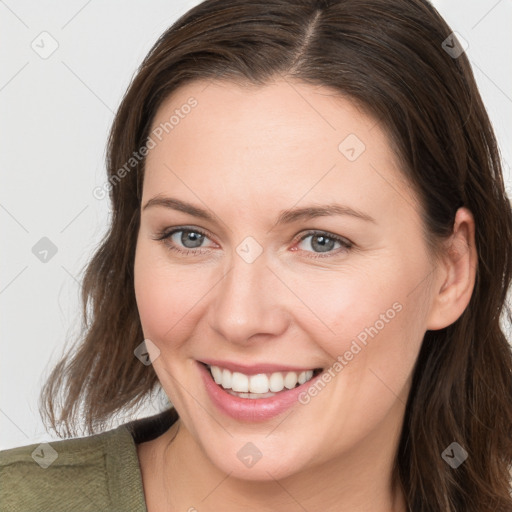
231,372,249,392
211,365,223,384
207,365,316,394
284,372,298,389
226,390,276,399
269,372,284,392
298,371,308,385
222,368,232,389
249,374,269,394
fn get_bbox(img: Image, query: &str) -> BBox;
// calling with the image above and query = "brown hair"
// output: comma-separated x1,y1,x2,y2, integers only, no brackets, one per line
39,0,512,509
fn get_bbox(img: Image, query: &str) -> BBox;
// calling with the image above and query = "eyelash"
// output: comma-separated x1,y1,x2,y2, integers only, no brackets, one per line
153,226,353,259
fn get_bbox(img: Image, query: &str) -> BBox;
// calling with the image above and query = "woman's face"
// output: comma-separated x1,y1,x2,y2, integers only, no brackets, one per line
134,78,441,481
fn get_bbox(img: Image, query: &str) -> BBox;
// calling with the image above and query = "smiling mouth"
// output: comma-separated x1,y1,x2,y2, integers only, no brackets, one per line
201,362,323,398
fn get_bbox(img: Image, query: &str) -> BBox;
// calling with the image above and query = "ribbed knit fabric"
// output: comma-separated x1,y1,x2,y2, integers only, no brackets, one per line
0,408,179,512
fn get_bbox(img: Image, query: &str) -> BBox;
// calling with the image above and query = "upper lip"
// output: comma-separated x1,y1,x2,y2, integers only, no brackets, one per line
199,359,322,375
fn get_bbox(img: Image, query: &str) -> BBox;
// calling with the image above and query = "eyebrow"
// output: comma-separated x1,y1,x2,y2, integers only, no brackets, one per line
142,196,376,225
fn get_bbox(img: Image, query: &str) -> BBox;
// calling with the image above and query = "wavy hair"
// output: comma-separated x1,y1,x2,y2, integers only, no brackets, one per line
39,0,512,509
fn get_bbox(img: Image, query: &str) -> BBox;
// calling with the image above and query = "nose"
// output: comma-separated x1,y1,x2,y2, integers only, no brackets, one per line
208,250,290,345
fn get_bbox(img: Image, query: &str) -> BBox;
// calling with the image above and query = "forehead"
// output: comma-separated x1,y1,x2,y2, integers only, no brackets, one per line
142,78,416,224
148,78,381,158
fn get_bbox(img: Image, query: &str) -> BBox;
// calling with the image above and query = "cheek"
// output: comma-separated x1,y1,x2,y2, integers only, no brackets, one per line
289,262,403,345
292,267,426,445
297,255,427,381
133,241,204,345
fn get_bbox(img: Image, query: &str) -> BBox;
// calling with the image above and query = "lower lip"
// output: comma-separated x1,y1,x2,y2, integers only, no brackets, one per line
197,361,323,422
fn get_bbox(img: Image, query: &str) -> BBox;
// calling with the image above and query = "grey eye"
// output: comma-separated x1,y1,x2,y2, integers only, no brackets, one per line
174,229,206,249
299,233,341,253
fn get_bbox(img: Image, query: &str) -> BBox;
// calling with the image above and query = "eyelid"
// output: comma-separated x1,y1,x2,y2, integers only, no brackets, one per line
291,230,353,258
154,226,217,248
155,224,208,237
294,229,352,247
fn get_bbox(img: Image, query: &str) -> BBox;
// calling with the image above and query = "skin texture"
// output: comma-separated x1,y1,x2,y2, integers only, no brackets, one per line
133,78,477,512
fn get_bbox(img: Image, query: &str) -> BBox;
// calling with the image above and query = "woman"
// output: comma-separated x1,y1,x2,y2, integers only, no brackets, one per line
1,0,511,510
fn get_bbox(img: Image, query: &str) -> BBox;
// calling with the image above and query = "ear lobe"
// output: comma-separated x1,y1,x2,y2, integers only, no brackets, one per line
426,207,477,331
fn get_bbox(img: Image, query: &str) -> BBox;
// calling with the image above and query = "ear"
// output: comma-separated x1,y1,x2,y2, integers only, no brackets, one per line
426,207,477,331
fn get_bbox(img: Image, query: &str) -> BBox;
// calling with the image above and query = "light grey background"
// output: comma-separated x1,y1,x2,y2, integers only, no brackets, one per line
1,0,511,449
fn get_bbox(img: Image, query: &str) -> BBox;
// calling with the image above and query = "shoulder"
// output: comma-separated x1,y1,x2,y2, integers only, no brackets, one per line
0,423,147,512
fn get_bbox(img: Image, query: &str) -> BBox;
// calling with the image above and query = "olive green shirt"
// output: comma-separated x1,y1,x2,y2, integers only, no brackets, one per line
0,407,179,512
